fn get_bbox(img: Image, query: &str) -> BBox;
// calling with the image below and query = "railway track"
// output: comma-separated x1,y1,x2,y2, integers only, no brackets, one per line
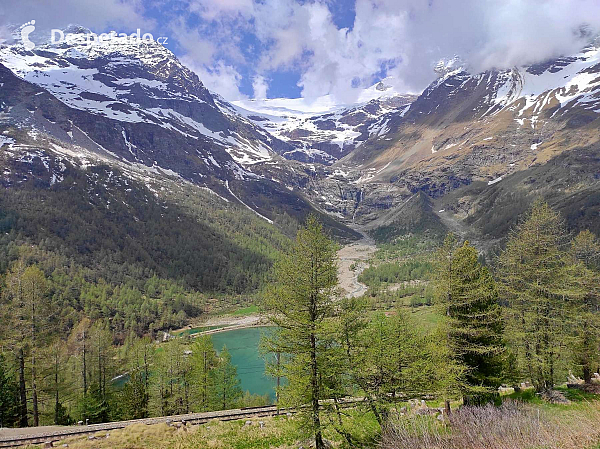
0,404,289,448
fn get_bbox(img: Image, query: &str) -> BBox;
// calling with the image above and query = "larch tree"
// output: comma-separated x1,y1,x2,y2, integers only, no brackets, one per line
570,230,600,383
351,311,435,426
210,346,242,410
0,353,20,428
190,335,218,411
3,263,49,427
2,259,29,427
262,215,339,449
498,201,584,392
122,368,149,420
47,340,72,425
123,335,154,418
21,265,49,427
434,238,506,403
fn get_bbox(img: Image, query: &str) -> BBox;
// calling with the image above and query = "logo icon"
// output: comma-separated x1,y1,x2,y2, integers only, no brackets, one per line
19,20,36,50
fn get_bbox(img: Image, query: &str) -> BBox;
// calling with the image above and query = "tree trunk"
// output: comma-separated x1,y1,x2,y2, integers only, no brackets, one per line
310,332,324,449
55,351,60,425
203,351,208,410
18,348,27,427
276,352,281,412
583,366,592,384
31,358,38,426
445,400,451,417
31,295,39,427
82,330,87,395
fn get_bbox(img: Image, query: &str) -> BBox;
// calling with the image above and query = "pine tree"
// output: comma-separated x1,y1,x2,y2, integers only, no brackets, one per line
498,201,584,392
210,346,242,410
263,215,338,449
434,238,505,403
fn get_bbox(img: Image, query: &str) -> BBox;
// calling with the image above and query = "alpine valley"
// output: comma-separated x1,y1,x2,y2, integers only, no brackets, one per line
1,26,599,288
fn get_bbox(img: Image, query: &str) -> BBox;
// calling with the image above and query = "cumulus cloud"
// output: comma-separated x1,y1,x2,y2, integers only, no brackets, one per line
252,75,269,99
180,0,600,100
3,0,600,101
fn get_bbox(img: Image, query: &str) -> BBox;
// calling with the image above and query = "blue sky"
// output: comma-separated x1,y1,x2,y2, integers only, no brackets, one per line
2,0,600,102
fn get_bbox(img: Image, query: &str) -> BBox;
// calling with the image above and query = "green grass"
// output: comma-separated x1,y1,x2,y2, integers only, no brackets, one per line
555,386,600,403
35,410,381,449
504,388,544,405
30,387,600,449
504,385,600,412
409,306,442,331
230,305,259,316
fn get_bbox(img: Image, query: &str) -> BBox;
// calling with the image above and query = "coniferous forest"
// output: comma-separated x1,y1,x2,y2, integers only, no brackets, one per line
0,196,598,449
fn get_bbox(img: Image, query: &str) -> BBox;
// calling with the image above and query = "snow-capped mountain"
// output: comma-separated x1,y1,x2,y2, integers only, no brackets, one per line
0,26,361,235
348,39,600,180
231,79,416,165
286,41,600,232
0,26,292,176
1,25,598,238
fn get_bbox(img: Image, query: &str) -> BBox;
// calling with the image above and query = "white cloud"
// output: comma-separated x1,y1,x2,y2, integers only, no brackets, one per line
4,0,600,102
181,0,600,100
252,75,269,99
182,58,247,100
168,19,216,65
188,0,254,21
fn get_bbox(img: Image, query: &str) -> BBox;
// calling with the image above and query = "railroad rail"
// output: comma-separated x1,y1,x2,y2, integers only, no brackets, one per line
0,404,290,448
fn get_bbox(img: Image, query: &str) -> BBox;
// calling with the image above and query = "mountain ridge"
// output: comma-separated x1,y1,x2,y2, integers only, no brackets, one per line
1,29,599,247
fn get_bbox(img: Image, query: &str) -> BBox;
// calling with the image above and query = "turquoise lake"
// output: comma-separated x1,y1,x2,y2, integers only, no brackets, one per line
211,327,276,400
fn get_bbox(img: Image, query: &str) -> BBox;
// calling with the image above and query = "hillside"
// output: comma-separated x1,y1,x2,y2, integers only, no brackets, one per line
280,43,600,237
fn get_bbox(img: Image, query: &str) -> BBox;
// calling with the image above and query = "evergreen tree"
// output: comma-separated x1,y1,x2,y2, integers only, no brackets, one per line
263,215,338,449
78,382,109,424
498,201,584,392
434,238,505,403
210,346,242,410
121,369,149,419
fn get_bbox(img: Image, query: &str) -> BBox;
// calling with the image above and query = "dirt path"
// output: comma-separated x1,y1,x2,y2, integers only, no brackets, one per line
337,233,377,298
